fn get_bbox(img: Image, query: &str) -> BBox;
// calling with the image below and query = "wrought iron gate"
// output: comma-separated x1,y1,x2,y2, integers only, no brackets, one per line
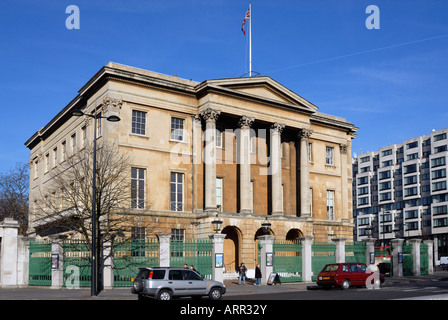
273,240,302,282
345,242,367,264
113,238,159,287
62,240,91,287
170,238,213,279
420,242,429,275
311,242,336,281
402,243,413,276
29,240,52,286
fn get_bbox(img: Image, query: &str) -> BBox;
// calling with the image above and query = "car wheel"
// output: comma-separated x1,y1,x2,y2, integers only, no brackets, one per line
133,280,143,293
341,279,351,290
157,290,172,300
209,287,222,300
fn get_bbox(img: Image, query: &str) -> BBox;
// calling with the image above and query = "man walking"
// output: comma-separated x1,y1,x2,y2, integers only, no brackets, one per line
238,263,247,285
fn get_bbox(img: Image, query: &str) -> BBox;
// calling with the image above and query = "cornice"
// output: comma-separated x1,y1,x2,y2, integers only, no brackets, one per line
310,112,358,136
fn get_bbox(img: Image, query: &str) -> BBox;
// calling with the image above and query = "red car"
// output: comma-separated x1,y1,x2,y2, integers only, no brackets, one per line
316,263,385,290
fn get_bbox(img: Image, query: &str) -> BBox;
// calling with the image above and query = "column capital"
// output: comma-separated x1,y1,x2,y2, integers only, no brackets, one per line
200,107,221,123
331,237,347,244
339,143,348,154
363,238,376,246
391,238,405,246
102,97,123,112
298,236,314,244
238,116,255,129
298,128,313,140
157,233,172,242
271,122,285,133
193,114,202,124
209,233,226,242
258,235,275,243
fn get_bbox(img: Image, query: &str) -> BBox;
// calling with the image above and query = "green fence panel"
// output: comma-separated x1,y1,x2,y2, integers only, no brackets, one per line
345,242,367,264
311,242,336,281
420,242,429,276
29,240,52,286
113,238,159,287
402,243,413,276
62,240,91,287
170,239,213,279
273,240,302,282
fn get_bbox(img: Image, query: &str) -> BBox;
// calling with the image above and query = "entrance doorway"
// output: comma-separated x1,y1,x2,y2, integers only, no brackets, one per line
286,228,303,240
222,226,241,273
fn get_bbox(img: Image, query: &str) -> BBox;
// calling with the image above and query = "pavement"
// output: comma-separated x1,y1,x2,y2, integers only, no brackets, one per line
0,271,446,300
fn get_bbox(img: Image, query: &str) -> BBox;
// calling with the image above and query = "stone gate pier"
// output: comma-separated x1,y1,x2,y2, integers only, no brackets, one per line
0,218,30,287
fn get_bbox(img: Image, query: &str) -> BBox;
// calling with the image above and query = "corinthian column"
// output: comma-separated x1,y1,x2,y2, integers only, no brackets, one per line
201,107,221,212
271,123,285,216
298,129,313,217
238,116,255,214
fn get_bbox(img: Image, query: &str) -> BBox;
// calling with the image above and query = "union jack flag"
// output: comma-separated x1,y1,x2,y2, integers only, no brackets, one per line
241,6,250,35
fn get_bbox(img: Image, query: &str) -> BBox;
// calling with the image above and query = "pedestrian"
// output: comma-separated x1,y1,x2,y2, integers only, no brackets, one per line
184,264,188,269
254,263,262,286
238,263,247,285
190,265,197,273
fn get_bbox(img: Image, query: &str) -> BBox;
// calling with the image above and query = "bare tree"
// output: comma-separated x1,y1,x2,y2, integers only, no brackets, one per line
33,142,137,251
31,141,160,293
0,162,29,235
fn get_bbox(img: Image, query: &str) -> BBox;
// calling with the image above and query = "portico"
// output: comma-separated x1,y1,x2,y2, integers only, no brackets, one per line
198,108,315,219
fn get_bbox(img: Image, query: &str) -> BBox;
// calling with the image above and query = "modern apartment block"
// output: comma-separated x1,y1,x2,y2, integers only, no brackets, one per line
353,128,448,256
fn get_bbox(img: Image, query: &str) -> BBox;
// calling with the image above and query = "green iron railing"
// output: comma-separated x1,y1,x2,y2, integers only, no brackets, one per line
62,240,91,287
420,242,429,275
29,240,52,286
273,240,302,282
311,242,336,281
170,239,213,279
402,243,413,276
113,238,159,287
345,242,367,264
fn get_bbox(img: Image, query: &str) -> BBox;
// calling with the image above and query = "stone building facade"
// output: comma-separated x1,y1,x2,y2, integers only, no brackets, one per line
25,62,357,272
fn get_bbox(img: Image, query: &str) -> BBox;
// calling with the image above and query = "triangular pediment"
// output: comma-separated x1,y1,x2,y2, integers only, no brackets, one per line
196,76,318,113
228,85,294,104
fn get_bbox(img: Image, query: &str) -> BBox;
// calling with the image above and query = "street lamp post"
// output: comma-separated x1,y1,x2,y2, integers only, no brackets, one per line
71,108,120,296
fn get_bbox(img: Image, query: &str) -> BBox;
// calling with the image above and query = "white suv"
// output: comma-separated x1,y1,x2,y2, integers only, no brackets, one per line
131,267,226,300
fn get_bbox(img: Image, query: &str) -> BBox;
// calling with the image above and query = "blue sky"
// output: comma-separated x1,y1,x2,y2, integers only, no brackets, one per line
1,0,447,173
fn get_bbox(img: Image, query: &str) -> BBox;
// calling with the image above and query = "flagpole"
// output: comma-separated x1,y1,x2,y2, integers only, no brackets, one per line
249,2,252,77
